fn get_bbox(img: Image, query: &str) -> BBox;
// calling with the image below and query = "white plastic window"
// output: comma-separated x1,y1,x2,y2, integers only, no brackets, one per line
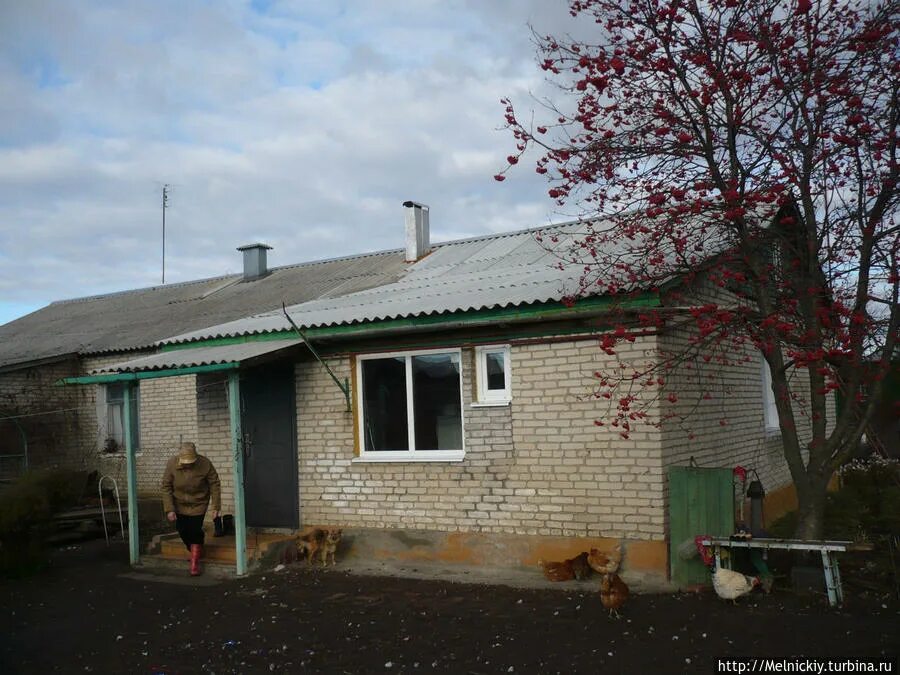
356,348,464,462
475,345,511,404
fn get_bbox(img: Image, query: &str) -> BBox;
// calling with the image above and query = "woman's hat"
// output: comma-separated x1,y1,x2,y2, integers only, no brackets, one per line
178,442,198,465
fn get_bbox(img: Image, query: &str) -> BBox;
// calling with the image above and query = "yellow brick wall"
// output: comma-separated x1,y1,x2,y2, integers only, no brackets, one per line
658,291,836,496
135,373,200,498
0,359,94,475
657,273,837,538
294,338,666,541
195,373,235,515
657,326,797,490
509,339,665,539
6,323,827,546
0,352,196,499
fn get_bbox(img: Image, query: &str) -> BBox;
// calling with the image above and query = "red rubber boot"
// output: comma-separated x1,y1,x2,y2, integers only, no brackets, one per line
189,544,202,576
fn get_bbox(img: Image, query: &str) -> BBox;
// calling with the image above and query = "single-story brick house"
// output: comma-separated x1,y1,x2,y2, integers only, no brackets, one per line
0,241,407,483
3,203,817,584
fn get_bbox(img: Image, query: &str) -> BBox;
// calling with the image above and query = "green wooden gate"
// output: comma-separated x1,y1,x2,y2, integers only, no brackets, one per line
668,467,735,586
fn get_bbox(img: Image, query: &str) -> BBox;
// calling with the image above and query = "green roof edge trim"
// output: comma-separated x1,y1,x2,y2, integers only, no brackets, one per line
163,331,297,351
160,293,661,352
59,361,241,385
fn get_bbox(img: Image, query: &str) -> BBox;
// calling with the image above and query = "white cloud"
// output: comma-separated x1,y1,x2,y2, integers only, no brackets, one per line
0,0,585,322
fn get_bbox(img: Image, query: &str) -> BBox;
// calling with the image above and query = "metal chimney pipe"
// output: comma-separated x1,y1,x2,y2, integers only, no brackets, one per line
236,243,273,281
402,201,430,263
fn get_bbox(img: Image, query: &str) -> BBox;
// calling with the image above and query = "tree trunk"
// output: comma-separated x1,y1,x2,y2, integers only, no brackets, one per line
792,477,829,540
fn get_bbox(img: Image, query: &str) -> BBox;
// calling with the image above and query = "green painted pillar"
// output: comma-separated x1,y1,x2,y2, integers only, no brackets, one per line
228,371,248,576
123,382,140,565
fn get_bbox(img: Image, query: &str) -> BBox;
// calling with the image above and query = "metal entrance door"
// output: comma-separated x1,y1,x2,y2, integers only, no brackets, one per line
241,364,298,529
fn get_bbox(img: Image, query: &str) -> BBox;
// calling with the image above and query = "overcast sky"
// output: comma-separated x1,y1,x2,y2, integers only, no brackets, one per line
0,0,586,325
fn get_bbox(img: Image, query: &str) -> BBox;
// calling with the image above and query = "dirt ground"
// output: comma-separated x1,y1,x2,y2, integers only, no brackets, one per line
1,540,897,674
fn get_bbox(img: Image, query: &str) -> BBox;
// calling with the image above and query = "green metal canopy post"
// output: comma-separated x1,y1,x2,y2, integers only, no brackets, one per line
228,371,248,576
122,382,140,565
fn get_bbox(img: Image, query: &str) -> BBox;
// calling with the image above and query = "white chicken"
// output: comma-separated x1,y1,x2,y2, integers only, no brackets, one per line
712,567,760,604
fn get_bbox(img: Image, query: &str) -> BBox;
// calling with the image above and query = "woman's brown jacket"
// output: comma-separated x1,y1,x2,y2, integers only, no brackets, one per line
161,455,221,516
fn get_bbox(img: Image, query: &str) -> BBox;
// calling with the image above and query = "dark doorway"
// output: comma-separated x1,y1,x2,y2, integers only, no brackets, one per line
241,364,298,529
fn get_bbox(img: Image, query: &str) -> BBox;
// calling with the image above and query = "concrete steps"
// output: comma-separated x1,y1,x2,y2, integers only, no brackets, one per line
131,555,236,580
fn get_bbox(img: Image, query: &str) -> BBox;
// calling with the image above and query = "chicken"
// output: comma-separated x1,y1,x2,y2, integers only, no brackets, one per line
569,552,592,580
599,573,629,618
588,545,623,575
538,559,574,582
712,567,760,604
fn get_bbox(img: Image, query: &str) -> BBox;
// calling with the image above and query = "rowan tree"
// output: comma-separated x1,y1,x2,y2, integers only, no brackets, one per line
500,0,899,538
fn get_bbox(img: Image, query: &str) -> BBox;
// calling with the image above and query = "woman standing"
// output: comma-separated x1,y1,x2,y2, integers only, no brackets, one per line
161,442,221,576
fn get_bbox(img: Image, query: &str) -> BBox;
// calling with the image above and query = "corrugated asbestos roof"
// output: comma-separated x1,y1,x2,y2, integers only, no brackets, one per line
3,207,744,366
0,250,405,369
89,339,305,374
161,201,770,346
162,223,598,344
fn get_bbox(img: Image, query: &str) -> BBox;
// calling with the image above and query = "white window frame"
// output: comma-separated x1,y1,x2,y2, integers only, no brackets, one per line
473,345,512,406
355,347,465,462
761,357,779,435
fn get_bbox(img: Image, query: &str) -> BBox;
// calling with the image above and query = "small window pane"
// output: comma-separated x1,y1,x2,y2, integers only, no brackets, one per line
412,353,462,450
107,383,124,404
104,383,140,451
107,403,124,445
362,357,409,451
485,351,506,391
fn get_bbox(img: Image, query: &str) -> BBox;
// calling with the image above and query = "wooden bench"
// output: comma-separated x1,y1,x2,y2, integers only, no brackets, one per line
699,537,865,607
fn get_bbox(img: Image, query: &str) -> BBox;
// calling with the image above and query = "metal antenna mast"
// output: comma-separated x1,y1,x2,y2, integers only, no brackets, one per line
162,184,170,284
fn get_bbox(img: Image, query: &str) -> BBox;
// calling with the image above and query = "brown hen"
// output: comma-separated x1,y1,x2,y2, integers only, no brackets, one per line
568,552,592,580
599,573,629,619
538,558,574,581
588,544,623,575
